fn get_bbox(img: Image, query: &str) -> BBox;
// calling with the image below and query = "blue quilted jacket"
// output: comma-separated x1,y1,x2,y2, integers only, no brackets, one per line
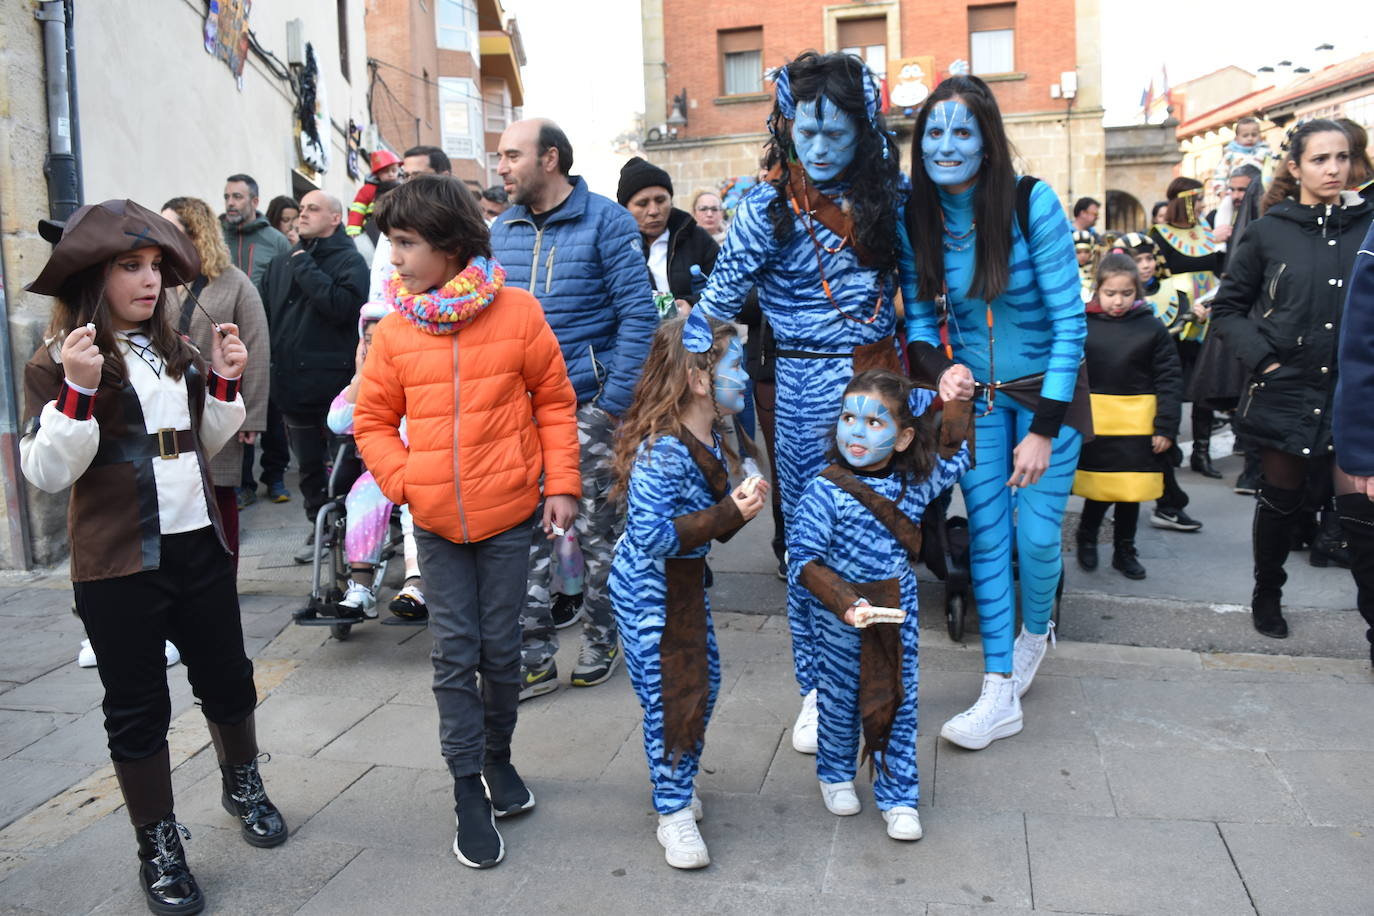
490,177,657,416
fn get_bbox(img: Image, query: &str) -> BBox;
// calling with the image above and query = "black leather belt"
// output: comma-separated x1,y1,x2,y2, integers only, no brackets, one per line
92,428,196,466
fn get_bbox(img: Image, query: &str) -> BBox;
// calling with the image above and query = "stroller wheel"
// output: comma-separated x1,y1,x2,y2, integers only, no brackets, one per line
946,591,968,642
330,623,353,641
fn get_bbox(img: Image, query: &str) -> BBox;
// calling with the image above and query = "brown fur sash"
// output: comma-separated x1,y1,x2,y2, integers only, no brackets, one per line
661,429,744,767
767,165,882,269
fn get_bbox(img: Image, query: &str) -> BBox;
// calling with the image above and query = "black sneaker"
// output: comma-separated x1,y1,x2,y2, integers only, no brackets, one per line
551,592,585,629
1112,544,1147,580
571,641,621,687
1150,508,1203,532
482,761,535,818
519,660,558,701
453,777,504,868
1233,474,1260,496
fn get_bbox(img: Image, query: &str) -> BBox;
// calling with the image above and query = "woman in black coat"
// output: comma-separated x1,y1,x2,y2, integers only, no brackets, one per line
1335,221,1374,665
1212,119,1374,639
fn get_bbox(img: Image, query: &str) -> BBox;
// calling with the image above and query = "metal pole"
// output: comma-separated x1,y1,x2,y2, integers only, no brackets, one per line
63,0,84,204
36,1,80,219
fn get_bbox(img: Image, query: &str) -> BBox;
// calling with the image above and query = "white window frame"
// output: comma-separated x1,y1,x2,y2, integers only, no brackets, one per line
439,76,484,162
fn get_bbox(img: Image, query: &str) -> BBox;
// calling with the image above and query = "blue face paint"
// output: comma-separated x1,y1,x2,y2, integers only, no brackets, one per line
921,100,984,188
835,393,899,468
791,97,859,183
713,338,748,414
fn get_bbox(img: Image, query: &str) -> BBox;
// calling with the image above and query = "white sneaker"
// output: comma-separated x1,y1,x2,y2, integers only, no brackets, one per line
339,580,378,619
1012,621,1053,698
163,641,180,667
657,807,709,869
77,639,97,668
940,673,1023,750
791,688,819,754
819,780,861,816
690,791,703,822
882,806,924,841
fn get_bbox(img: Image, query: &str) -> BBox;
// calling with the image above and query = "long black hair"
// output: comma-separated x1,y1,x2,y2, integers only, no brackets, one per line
906,75,1018,302
763,51,900,270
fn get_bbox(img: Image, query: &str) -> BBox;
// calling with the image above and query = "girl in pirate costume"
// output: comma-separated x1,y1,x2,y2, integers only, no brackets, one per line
1150,177,1226,483
608,310,767,869
900,75,1089,751
20,200,285,915
694,51,905,755
789,369,969,841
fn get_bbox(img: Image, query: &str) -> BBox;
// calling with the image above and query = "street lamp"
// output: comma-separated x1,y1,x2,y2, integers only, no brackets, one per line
667,88,688,138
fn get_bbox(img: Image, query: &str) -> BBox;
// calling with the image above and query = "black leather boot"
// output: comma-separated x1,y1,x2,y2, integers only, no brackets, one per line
206,717,287,847
1337,494,1374,667
1076,527,1099,571
1112,540,1147,579
135,817,204,915
1309,510,1352,568
1252,482,1302,638
1190,442,1222,479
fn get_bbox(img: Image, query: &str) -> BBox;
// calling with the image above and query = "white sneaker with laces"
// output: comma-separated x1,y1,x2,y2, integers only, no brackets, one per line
656,807,709,869
1012,621,1054,698
339,580,378,619
163,641,180,667
882,806,924,841
939,673,1023,750
819,780,861,816
77,639,97,668
791,688,819,754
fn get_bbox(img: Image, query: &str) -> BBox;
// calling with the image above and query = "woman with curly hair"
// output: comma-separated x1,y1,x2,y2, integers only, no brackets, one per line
161,196,271,549
693,50,905,754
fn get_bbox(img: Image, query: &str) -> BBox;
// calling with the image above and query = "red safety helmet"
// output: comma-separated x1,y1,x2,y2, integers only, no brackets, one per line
369,149,402,174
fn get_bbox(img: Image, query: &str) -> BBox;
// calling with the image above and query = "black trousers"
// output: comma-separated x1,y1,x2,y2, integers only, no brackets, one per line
73,528,256,762
283,408,333,521
241,399,291,489
1079,499,1141,544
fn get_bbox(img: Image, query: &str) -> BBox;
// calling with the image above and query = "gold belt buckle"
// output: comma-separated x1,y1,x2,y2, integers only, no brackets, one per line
157,428,180,460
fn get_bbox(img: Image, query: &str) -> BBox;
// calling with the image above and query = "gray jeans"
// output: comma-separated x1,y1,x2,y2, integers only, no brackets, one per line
521,403,623,666
416,519,532,779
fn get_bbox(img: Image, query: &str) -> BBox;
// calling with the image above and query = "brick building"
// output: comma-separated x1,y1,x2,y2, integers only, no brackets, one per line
365,0,526,190
641,0,1104,209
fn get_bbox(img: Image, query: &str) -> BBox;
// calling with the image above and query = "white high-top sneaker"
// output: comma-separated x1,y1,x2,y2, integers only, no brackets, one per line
791,688,819,754
882,806,924,841
1012,621,1054,698
819,780,861,816
657,807,709,869
939,673,1023,750
339,580,378,619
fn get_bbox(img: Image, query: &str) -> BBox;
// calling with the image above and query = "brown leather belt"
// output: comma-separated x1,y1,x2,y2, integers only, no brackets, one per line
92,428,196,465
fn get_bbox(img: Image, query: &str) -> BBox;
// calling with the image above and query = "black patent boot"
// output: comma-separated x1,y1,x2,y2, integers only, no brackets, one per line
1111,540,1147,579
207,717,287,848
113,747,203,915
1252,482,1302,639
1190,441,1222,479
1076,526,1099,571
1337,494,1374,667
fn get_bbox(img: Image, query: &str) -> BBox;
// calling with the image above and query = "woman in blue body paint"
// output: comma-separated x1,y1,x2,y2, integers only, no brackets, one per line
899,76,1089,750
694,51,904,757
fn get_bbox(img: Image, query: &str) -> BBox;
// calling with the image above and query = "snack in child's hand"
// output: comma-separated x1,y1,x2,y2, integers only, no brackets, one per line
852,605,907,627
740,475,763,497
85,323,96,332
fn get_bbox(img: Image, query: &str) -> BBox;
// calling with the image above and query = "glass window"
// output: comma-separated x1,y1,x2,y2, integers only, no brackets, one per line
719,27,763,96
437,0,477,52
439,77,483,161
484,78,509,133
841,44,887,81
970,29,1014,74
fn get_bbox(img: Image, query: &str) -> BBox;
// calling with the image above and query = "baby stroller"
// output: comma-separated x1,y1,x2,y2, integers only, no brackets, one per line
292,437,417,641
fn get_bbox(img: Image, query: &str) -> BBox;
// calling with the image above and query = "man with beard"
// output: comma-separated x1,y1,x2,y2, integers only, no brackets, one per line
221,173,290,291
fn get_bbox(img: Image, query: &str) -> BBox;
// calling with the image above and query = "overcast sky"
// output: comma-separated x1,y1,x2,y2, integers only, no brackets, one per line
503,0,1374,190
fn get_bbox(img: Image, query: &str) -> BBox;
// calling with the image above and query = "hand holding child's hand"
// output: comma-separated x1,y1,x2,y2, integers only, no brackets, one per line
938,363,976,402
211,322,246,378
730,482,765,521
1151,435,1172,454
61,325,103,390
543,494,578,538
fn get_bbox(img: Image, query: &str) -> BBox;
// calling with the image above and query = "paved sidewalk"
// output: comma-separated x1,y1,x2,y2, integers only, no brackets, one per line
1,462,1371,914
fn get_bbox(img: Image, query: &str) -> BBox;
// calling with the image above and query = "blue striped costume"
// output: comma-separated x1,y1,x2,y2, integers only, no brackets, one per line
789,446,970,808
610,433,727,815
900,181,1086,673
699,181,897,695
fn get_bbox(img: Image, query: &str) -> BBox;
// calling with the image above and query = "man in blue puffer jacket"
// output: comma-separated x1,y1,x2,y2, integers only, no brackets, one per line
492,119,658,696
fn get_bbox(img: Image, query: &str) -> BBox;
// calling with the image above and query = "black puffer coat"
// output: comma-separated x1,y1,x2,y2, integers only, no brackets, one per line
640,208,719,304
1212,192,1374,456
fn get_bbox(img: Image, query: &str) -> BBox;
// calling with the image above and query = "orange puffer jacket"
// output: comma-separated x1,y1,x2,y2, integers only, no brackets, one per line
354,286,580,543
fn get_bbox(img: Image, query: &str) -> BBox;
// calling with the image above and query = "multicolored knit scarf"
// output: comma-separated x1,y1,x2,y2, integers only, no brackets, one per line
386,256,506,335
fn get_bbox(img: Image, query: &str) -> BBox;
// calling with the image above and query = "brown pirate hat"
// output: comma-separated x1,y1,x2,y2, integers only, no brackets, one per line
25,199,200,295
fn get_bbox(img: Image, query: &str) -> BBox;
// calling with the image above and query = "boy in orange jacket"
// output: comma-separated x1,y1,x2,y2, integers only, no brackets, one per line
353,175,580,869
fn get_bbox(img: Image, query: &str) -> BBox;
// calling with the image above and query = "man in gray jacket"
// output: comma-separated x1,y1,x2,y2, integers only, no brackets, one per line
221,173,291,292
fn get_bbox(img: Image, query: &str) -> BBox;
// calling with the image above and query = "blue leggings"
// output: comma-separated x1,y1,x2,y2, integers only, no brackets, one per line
961,400,1082,674
814,572,920,810
774,355,855,696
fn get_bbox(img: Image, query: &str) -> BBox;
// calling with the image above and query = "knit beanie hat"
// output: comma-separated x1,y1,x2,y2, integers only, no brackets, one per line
617,157,673,206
